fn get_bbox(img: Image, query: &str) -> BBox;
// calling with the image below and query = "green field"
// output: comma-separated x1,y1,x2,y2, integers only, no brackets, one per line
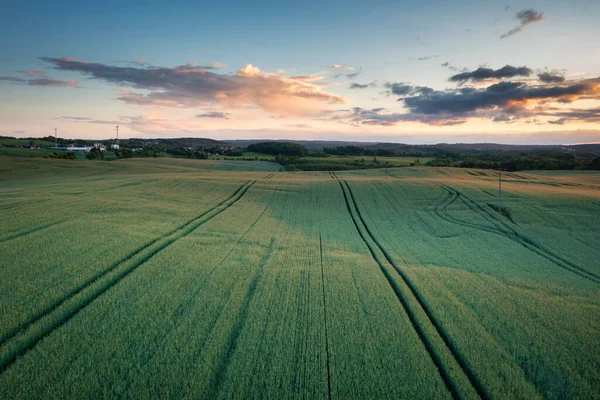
0,157,599,399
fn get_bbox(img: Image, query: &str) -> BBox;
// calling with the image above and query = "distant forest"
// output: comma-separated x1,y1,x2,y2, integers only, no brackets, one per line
2,136,599,171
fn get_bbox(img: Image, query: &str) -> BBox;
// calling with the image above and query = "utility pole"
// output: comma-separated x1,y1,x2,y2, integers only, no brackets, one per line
116,125,119,142
54,128,57,148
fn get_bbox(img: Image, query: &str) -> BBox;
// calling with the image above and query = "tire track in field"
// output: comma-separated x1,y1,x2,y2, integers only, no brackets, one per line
319,233,333,400
0,198,49,212
116,182,282,396
0,181,247,346
202,237,277,398
0,220,67,244
436,184,600,284
0,180,257,373
332,173,487,400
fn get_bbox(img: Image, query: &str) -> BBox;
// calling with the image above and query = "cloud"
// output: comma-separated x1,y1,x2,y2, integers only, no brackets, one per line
331,107,467,127
501,9,543,39
349,82,376,89
547,107,600,125
538,71,566,83
417,55,439,61
58,116,93,121
331,64,355,71
56,115,192,135
41,57,348,115
132,58,148,65
402,79,600,116
337,77,600,126
0,76,78,87
210,62,227,69
12,130,26,134
288,75,324,82
18,70,46,76
196,111,231,119
346,71,361,79
275,69,286,74
384,82,433,96
441,62,459,72
449,65,532,83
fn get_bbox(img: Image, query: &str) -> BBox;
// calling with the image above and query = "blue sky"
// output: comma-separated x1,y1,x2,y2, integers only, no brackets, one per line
1,0,599,143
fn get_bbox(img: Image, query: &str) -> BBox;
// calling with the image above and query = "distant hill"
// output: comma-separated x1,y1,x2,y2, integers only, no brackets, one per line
226,139,569,152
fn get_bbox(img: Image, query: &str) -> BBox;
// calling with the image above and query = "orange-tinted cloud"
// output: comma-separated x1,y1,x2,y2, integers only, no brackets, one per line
42,57,347,115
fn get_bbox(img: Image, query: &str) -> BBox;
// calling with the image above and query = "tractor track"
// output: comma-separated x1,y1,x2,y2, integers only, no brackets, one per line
0,220,67,244
332,172,488,400
0,180,257,373
435,183,600,284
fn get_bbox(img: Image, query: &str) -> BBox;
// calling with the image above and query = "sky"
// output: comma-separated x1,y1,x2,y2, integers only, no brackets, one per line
1,0,599,144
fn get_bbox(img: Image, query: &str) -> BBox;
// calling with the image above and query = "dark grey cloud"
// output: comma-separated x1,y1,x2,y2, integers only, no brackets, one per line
336,77,600,126
403,79,599,116
346,71,361,79
349,82,376,89
538,71,566,83
196,111,231,119
384,82,434,96
0,76,78,87
40,57,347,114
12,130,26,134
449,65,532,83
501,9,543,39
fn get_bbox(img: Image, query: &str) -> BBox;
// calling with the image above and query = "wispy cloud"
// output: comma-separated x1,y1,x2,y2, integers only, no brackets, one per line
196,111,231,119
346,71,361,79
18,70,46,76
0,76,78,87
500,9,543,39
441,62,459,72
417,55,439,61
41,57,348,115
349,82,376,89
547,107,600,125
331,64,355,71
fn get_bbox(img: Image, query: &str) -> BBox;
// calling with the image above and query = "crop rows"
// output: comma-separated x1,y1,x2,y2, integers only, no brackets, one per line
0,180,256,372
434,183,600,283
331,172,484,399
1,160,598,398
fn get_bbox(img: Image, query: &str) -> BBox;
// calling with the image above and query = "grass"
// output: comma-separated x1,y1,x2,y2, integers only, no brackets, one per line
0,147,56,157
0,138,56,146
0,158,598,398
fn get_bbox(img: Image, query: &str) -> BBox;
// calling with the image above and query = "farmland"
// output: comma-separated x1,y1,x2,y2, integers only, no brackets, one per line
0,157,599,399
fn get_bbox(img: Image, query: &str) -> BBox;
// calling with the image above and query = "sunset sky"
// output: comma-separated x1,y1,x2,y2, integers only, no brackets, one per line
1,0,599,144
